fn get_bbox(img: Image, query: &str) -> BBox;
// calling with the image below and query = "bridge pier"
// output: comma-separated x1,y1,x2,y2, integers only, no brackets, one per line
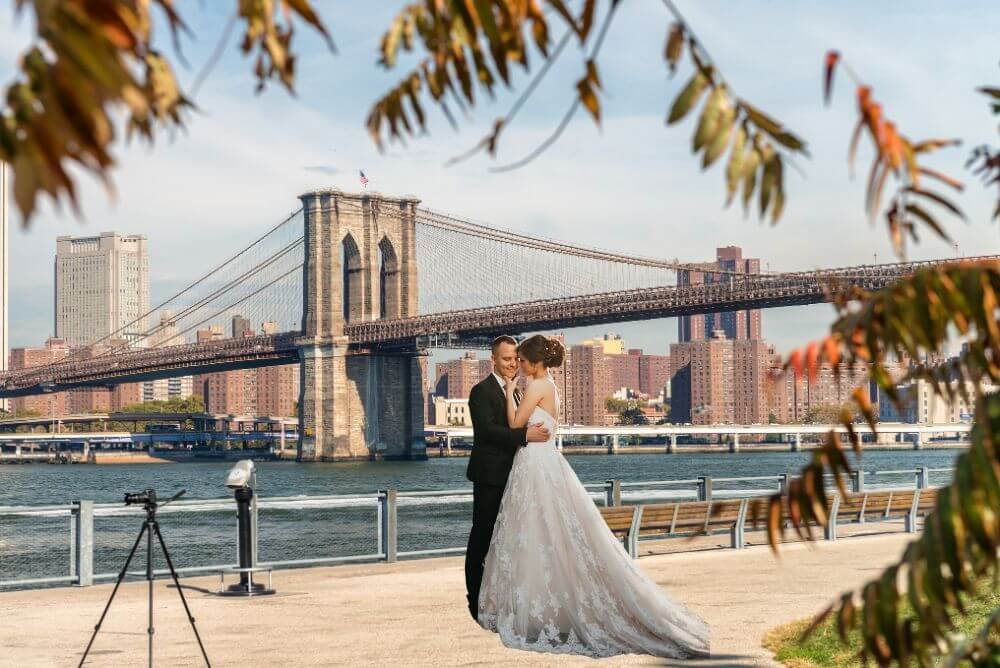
667,434,676,454
729,433,740,453
297,343,427,463
791,432,801,452
913,432,923,450
296,189,426,462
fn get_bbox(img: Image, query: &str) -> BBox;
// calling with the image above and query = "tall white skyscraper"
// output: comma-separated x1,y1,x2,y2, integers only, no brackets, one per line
54,232,149,347
0,163,8,412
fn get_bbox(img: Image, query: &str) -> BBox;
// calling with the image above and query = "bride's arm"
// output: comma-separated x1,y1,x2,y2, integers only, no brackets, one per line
506,379,545,429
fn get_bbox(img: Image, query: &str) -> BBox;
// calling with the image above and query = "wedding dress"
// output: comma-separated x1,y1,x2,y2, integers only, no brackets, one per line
477,376,710,659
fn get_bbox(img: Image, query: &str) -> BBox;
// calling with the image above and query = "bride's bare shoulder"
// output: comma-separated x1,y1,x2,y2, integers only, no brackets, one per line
527,378,555,395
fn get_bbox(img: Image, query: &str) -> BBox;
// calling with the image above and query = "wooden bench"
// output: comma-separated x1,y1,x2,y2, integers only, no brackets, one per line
599,498,750,558
825,488,929,540
600,487,942,556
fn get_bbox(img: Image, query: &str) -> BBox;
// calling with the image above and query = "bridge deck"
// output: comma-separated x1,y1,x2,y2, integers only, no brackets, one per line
0,532,911,666
2,256,997,397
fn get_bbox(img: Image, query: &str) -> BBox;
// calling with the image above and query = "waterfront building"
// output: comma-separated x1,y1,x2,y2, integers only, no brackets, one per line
678,246,762,343
193,321,297,416
54,231,149,347
879,378,993,424
10,338,70,416
670,331,771,424
434,352,492,399
256,363,299,416
431,396,472,426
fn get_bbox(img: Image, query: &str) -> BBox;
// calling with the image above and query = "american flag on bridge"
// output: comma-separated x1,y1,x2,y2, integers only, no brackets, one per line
359,170,368,188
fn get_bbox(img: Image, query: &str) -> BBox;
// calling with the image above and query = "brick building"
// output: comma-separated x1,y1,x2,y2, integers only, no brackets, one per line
670,331,772,425
678,246,762,343
434,352,493,399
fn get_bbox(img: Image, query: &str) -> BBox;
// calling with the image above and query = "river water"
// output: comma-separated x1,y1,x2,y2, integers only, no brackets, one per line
0,449,960,587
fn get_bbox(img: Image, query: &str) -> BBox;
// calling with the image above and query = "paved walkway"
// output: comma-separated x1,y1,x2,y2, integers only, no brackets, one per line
0,532,912,667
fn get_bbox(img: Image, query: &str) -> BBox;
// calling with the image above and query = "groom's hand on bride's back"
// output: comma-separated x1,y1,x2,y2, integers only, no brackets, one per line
526,422,549,444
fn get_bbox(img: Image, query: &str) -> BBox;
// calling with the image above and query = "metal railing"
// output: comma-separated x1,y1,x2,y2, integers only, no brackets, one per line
0,466,953,590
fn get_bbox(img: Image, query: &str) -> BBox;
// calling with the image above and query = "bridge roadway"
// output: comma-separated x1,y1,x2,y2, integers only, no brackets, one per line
0,255,995,397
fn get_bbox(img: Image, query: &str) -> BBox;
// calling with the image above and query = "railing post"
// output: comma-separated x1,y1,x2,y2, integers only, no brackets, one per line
913,432,923,450
729,433,740,453
916,466,930,490
791,433,801,452
604,479,621,507
74,500,94,586
697,476,712,502
378,489,397,563
851,469,865,493
667,434,676,454
778,474,789,495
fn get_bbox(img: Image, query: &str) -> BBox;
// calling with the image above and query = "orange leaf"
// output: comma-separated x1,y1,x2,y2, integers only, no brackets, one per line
806,341,820,382
823,336,841,368
789,348,805,380
823,50,840,106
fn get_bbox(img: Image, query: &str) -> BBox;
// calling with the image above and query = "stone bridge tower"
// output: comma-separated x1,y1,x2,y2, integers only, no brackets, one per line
297,189,427,461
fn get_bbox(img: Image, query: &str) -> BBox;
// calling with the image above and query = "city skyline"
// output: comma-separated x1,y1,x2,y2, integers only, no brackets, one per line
0,2,996,353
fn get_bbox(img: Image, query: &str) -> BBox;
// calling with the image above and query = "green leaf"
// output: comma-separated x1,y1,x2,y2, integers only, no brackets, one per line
724,124,747,205
741,146,760,214
905,203,951,242
693,85,727,151
759,148,777,217
702,104,734,168
667,69,711,125
664,23,684,74
906,186,967,220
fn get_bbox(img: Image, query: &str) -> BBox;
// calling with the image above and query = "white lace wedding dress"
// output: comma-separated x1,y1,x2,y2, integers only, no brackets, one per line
477,376,710,659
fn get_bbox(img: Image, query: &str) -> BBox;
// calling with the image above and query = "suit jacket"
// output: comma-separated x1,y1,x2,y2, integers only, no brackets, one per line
466,375,527,488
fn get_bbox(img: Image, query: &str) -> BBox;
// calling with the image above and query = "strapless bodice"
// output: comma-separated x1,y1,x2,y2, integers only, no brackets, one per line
527,406,558,446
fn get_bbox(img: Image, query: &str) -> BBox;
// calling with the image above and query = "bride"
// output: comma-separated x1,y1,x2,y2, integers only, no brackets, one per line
477,334,710,659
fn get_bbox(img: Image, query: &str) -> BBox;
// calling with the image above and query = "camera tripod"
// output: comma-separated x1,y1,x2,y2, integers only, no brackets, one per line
79,490,211,667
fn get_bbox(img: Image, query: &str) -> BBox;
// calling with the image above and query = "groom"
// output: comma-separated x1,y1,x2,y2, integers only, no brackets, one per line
464,335,550,621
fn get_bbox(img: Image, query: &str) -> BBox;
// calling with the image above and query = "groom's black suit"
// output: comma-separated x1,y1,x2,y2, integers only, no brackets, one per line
464,374,526,621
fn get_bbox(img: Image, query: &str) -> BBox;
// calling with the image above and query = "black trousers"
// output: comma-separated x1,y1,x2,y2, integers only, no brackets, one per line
465,481,505,621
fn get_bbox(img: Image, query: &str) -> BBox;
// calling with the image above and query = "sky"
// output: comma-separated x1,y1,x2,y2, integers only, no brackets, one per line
1,1,998,358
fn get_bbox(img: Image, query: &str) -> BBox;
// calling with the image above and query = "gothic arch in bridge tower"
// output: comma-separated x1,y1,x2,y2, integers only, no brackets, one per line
298,189,425,463
341,232,363,324
378,235,400,319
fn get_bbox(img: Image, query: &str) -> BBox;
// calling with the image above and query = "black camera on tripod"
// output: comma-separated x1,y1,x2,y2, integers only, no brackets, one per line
123,489,157,508
79,488,211,667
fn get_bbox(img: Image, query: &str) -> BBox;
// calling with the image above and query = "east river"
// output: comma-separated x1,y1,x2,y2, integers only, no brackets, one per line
0,449,960,587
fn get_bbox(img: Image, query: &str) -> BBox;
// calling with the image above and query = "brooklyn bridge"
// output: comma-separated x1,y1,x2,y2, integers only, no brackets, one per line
1,189,991,460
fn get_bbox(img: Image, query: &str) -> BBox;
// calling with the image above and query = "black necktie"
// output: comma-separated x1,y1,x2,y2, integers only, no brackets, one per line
513,388,522,407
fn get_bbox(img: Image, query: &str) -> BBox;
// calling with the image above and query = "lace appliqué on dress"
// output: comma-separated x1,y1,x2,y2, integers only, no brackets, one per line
476,386,710,660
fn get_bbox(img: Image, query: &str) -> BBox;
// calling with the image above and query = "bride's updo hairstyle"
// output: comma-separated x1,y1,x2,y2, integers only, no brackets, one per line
517,334,565,368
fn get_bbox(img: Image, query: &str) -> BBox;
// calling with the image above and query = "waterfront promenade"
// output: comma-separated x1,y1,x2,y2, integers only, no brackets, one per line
0,530,912,666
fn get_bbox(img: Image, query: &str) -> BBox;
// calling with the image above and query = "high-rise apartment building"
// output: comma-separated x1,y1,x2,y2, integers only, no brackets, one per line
256,364,300,416
142,311,194,403
10,338,70,416
434,352,493,399
678,246,762,342
232,315,253,339
55,232,149,347
670,331,771,424
563,341,610,426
